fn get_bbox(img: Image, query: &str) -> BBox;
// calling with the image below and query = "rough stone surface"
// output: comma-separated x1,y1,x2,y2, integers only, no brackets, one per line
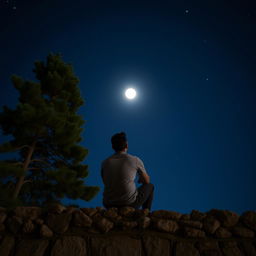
179,220,203,229
209,209,239,228
0,223,5,232
118,220,137,230
143,236,171,256
51,236,86,256
232,225,255,238
73,210,92,227
180,214,191,220
151,210,182,220
238,241,256,256
91,236,141,256
175,242,200,256
203,215,221,234
0,212,7,224
7,216,23,233
81,208,98,217
40,224,53,238
14,207,42,220
138,216,151,229
134,208,150,218
215,227,232,238
95,217,114,233
184,227,206,238
119,206,136,217
220,241,244,256
47,212,72,233
22,219,35,233
196,240,222,256
0,236,15,256
191,210,206,221
15,239,49,256
48,203,66,214
154,219,179,233
241,211,256,231
104,207,119,219
34,218,44,225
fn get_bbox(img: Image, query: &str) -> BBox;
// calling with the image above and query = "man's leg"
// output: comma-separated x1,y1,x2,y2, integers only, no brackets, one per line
131,183,154,210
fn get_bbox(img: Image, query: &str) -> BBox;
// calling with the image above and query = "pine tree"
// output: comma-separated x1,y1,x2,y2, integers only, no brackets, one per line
0,54,100,206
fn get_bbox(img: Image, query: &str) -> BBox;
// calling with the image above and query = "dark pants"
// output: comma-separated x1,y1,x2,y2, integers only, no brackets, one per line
130,183,154,210
104,183,154,211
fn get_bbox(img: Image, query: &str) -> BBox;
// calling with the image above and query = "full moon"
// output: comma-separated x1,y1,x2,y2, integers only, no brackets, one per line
125,88,137,100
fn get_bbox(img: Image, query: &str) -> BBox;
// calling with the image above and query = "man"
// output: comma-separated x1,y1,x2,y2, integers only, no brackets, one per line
101,132,154,210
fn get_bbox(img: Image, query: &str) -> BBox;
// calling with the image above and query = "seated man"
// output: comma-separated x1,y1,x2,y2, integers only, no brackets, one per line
101,132,154,210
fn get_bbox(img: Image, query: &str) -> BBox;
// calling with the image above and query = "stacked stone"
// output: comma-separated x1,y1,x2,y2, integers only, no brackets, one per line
0,206,256,255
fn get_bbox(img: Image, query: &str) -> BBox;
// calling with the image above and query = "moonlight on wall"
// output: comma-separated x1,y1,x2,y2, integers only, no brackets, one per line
125,88,137,100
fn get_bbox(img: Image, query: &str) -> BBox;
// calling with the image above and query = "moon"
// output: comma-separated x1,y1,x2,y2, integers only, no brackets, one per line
125,88,137,100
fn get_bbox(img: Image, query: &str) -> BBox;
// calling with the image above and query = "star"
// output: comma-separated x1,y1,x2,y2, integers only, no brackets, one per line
185,9,189,14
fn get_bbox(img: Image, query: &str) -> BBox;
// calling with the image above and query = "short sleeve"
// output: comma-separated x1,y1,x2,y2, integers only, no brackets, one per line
136,157,147,174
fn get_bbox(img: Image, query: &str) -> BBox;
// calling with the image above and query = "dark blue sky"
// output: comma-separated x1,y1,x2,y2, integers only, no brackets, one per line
1,0,256,214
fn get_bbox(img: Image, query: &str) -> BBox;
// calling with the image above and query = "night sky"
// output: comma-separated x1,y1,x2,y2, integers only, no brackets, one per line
1,0,256,214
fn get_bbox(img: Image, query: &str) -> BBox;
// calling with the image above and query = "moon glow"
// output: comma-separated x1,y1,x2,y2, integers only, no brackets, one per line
125,88,137,100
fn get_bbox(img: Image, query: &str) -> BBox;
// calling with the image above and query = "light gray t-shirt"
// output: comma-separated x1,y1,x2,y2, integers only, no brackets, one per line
101,152,147,206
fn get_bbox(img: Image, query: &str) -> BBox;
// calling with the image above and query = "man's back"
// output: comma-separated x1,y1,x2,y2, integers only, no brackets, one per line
101,152,146,206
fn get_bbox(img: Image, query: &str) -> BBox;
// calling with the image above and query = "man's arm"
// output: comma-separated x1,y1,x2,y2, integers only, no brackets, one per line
136,157,150,184
138,170,150,184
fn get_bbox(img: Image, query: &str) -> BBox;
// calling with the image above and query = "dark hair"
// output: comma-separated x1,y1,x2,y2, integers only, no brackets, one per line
111,132,127,152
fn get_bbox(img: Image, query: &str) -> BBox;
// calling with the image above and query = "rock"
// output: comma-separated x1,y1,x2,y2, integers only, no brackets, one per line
40,224,53,238
34,218,44,225
0,223,5,232
219,241,243,256
232,226,254,238
190,210,206,221
238,241,256,256
51,236,86,256
0,236,15,256
203,215,221,234
7,216,23,233
47,212,72,234
184,227,206,238
65,206,78,214
119,206,136,217
215,227,232,238
179,220,203,229
0,212,7,224
241,211,256,231
118,220,137,230
14,207,42,220
73,210,92,228
104,207,119,219
180,214,191,220
196,240,222,255
134,208,150,218
143,236,171,256
96,217,114,233
138,217,151,229
15,239,49,256
154,219,179,233
81,208,98,217
209,209,239,228
91,236,141,256
175,242,200,256
151,210,182,220
22,219,35,233
48,203,66,214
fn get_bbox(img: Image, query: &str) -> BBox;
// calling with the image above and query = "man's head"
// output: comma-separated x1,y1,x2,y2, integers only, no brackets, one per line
111,132,128,152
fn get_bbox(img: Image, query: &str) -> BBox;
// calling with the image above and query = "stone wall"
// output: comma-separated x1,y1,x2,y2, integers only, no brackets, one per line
0,205,256,255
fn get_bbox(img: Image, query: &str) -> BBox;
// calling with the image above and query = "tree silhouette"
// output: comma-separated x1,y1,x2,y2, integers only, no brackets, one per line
0,54,100,206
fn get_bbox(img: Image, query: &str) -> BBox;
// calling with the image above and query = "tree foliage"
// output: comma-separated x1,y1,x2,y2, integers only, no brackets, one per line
0,54,100,207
